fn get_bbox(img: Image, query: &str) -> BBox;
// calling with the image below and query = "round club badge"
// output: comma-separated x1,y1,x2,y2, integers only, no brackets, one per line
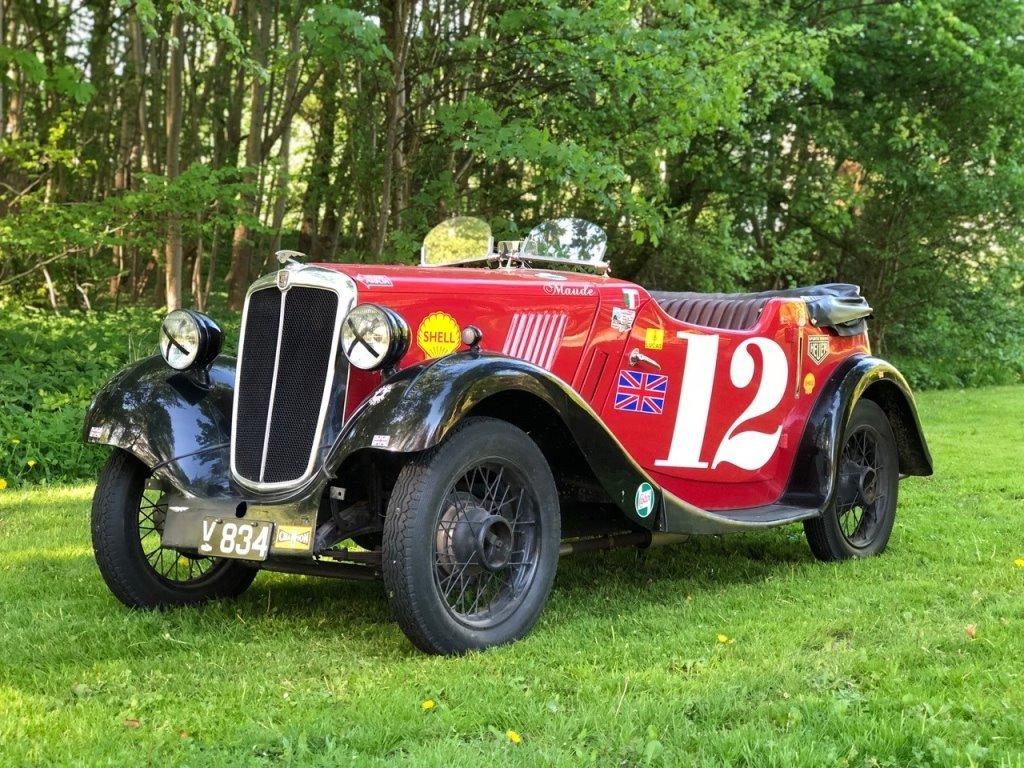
417,311,461,358
634,482,655,519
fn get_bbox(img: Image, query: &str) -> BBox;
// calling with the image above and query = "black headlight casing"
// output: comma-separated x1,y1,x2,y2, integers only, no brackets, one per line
159,310,223,371
341,304,410,371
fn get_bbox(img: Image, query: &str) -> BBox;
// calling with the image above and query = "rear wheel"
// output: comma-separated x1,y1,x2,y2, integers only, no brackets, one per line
91,450,257,608
383,417,560,654
804,399,899,560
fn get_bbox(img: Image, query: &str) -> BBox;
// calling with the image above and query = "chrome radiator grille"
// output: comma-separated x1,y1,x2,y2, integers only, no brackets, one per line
231,274,349,490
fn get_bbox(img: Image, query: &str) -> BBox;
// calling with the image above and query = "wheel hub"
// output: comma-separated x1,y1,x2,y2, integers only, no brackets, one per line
477,515,513,572
435,492,516,576
436,494,488,576
838,459,862,507
858,467,878,504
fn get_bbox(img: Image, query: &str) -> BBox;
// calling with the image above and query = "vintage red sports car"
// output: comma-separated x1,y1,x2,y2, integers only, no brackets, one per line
85,217,932,654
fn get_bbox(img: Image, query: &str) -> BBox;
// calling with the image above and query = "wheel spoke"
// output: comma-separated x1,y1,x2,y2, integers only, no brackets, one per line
440,558,476,602
508,488,527,530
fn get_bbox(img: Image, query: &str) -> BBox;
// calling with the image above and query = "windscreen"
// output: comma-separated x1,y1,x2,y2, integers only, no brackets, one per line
521,218,607,265
420,217,493,266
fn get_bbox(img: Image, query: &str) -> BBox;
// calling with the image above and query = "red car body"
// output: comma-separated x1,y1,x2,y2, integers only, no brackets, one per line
340,263,869,511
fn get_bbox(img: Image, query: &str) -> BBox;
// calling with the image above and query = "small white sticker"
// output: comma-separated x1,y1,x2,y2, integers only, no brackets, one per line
611,307,636,333
635,482,655,518
372,434,391,448
368,384,394,406
277,528,311,546
355,274,394,288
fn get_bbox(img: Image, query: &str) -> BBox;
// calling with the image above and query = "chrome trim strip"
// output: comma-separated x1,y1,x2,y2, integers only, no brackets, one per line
230,264,357,494
258,289,288,482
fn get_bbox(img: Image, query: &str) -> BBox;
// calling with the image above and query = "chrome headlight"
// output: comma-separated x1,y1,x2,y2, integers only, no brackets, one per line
159,310,223,371
340,304,409,371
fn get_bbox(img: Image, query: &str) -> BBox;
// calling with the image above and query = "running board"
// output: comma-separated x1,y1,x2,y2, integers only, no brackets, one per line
661,494,820,535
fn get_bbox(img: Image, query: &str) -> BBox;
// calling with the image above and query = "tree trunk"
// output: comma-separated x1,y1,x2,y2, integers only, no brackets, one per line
191,214,205,311
299,80,337,255
0,0,5,138
226,0,271,310
270,24,301,255
211,0,242,169
372,0,413,260
164,13,185,311
4,12,23,139
110,13,143,300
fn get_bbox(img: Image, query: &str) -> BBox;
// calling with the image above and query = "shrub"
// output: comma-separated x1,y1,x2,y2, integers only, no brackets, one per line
0,302,238,487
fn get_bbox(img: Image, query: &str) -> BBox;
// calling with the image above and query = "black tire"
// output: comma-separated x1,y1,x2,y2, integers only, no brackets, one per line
383,417,560,654
804,399,900,561
91,449,257,608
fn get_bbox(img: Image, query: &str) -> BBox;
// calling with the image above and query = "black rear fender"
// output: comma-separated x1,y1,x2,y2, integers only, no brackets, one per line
782,355,933,510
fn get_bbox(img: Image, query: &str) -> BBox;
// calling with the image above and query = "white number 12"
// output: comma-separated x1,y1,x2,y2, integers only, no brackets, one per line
654,332,789,472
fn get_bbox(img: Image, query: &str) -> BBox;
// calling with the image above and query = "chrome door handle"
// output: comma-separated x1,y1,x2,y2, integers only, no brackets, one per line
629,349,661,369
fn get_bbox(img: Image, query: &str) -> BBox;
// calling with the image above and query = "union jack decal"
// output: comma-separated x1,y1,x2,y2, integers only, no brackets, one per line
614,370,668,414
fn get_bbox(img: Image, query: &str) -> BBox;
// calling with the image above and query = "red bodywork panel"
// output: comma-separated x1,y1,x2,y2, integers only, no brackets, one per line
319,263,869,512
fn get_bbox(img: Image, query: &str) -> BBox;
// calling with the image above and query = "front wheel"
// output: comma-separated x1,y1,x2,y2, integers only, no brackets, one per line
803,399,900,561
383,417,560,654
91,450,257,608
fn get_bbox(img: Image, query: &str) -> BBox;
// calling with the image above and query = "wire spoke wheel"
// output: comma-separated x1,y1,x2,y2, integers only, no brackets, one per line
834,425,889,548
803,400,900,561
92,450,258,608
432,461,541,628
383,417,560,654
137,486,222,586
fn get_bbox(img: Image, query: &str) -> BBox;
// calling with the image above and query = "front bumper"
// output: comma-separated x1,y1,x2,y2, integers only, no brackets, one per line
159,489,321,558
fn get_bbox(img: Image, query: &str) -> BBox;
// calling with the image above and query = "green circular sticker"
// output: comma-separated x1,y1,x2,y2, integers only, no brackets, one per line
634,482,655,518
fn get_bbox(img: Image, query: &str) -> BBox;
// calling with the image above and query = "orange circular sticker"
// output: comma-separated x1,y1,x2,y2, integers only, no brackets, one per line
417,312,461,358
803,373,816,395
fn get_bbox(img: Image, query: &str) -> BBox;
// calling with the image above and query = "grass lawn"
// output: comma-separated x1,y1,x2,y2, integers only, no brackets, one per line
1,386,1023,766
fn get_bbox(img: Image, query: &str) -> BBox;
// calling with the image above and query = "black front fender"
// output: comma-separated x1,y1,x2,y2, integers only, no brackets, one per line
330,352,661,528
83,355,237,497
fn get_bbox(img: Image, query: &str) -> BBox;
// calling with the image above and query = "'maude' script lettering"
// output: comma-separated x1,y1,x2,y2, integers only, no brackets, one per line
543,284,595,297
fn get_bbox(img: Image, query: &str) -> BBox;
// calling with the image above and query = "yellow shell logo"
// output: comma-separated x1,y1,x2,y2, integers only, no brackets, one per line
417,312,461,358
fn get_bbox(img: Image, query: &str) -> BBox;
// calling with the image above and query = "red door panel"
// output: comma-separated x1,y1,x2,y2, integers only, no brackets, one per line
598,298,866,510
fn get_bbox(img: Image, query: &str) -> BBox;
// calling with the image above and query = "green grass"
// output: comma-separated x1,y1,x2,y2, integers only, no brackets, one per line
1,386,1023,767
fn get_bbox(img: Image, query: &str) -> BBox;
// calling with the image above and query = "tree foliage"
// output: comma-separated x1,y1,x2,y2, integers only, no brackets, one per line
0,0,1022,386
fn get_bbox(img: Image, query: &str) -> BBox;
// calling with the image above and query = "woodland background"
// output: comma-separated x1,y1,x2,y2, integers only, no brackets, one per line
1,0,1023,484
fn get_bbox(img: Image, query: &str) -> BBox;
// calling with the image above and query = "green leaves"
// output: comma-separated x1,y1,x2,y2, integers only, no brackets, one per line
0,48,93,103
0,46,46,84
300,4,386,66
0,0,1021,390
